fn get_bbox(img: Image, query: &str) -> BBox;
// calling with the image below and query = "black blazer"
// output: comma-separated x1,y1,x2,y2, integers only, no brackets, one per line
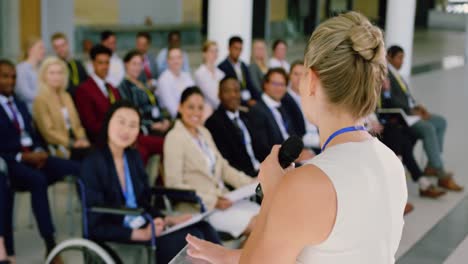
218,58,260,102
0,96,42,163
80,147,162,242
205,106,263,176
281,93,306,138
381,70,415,115
248,98,295,161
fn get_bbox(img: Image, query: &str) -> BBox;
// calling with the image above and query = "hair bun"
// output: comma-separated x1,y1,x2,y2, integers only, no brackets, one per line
349,23,383,62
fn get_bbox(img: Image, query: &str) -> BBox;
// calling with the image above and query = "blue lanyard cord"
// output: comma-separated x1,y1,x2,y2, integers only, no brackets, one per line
321,126,367,152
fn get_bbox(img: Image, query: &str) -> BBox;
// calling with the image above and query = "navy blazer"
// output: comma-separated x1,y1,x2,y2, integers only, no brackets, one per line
248,98,296,161
218,58,260,101
80,146,162,242
281,93,306,138
205,106,264,176
0,96,42,163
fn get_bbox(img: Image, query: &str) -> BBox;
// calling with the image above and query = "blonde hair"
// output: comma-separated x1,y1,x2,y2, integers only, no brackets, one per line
38,56,69,95
202,40,217,52
304,11,386,118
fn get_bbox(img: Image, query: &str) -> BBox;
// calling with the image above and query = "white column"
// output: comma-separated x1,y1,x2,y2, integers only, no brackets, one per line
41,0,75,55
208,0,253,64
385,0,417,79
0,0,20,61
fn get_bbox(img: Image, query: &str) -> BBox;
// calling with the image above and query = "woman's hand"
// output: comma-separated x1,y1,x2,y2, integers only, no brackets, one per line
164,214,193,226
215,197,233,210
186,234,241,264
74,138,90,148
153,217,165,237
258,145,286,198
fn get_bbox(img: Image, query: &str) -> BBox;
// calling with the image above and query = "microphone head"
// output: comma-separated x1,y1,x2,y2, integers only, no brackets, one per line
278,136,304,169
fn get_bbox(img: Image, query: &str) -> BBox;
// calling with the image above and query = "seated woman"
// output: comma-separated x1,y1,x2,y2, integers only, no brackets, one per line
33,57,91,160
119,50,172,136
164,87,259,238
80,100,220,264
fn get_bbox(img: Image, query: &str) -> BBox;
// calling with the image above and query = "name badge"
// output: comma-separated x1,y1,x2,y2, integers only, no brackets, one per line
20,132,33,147
124,215,146,229
241,90,252,101
151,107,161,119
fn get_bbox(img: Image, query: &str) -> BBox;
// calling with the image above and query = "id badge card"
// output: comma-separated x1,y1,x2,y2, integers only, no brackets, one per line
241,90,252,101
20,131,33,147
151,107,161,119
124,215,146,229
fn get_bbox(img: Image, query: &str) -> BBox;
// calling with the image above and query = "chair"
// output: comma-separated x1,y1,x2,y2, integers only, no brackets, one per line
73,177,205,263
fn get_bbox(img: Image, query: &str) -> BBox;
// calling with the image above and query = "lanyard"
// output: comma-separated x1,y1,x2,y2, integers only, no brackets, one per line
321,126,367,152
69,60,80,86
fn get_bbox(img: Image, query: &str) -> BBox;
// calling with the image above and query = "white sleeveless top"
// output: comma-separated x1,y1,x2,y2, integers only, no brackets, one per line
296,138,407,264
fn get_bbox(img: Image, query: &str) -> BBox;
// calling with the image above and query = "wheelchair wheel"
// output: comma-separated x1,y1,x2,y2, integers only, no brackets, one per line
45,238,119,264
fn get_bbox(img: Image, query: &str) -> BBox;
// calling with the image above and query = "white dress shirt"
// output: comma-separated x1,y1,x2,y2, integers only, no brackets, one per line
287,88,320,148
157,70,195,118
261,93,289,140
230,60,244,83
86,53,125,87
90,73,110,98
269,57,290,73
194,64,225,109
226,110,260,171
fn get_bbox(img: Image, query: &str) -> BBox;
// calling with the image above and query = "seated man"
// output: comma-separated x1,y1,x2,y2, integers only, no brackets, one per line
218,36,260,106
205,76,263,177
0,59,80,263
382,45,462,191
248,68,314,162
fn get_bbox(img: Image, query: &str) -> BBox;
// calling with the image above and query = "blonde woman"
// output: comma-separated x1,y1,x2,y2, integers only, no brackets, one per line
186,11,407,264
249,39,268,93
16,37,45,111
33,57,90,160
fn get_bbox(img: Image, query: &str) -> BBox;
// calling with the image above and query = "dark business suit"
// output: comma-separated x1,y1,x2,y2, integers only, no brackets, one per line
0,96,80,241
218,58,261,103
0,167,14,256
205,106,263,176
64,58,88,98
81,147,220,264
282,93,306,138
75,77,122,144
380,70,414,114
248,98,296,161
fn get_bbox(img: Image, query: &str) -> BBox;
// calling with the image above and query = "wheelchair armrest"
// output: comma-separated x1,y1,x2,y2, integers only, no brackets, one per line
151,187,199,202
88,206,144,216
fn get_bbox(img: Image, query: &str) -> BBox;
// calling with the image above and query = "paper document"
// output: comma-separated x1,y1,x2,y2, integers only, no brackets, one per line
208,200,260,238
223,182,258,202
169,245,210,264
160,211,214,237
377,108,420,126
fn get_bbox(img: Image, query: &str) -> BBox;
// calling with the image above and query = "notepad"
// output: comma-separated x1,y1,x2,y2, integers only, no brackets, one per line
377,108,420,126
223,182,258,203
160,211,214,237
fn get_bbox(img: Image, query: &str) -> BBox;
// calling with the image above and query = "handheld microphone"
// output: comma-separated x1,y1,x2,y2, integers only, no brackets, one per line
255,136,304,201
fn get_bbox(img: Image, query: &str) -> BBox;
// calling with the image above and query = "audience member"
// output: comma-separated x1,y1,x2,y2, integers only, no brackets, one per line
268,39,290,73
86,31,125,87
119,50,171,136
80,100,220,264
50,32,88,97
286,61,320,150
249,39,269,93
0,159,13,264
157,47,195,118
0,59,80,263
194,41,225,111
164,87,258,237
205,76,262,177
218,36,260,106
76,45,121,144
156,30,191,75
135,31,158,88
32,57,91,160
382,45,463,191
15,37,45,112
248,68,312,161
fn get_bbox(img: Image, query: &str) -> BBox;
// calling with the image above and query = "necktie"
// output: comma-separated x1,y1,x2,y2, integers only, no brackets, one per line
232,117,245,144
6,100,21,133
276,105,290,133
105,83,116,104
394,72,408,93
143,56,152,80
69,60,80,86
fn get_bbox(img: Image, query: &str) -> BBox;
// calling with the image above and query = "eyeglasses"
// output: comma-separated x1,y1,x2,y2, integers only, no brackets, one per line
269,81,286,88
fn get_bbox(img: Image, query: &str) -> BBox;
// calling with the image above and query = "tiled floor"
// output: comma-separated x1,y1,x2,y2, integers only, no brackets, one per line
11,29,468,263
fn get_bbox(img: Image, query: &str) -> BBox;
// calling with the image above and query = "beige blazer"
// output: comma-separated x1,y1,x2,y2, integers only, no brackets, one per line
33,90,87,157
164,120,254,210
